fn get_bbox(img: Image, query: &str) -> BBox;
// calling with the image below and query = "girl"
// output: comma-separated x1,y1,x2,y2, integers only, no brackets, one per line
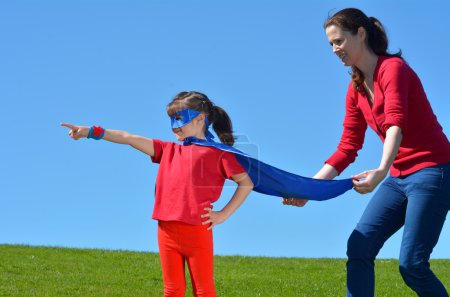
62,91,254,297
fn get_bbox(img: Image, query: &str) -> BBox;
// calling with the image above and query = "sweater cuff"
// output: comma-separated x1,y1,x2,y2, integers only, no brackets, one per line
382,118,406,134
325,150,351,175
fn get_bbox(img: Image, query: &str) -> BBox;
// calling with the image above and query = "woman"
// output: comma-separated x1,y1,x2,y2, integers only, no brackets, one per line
284,8,450,297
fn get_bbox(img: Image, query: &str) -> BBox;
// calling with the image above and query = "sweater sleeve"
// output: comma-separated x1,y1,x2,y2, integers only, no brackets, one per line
379,59,409,133
325,84,367,174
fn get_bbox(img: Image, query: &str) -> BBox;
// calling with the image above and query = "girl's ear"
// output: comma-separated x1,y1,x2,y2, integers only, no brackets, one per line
195,113,205,124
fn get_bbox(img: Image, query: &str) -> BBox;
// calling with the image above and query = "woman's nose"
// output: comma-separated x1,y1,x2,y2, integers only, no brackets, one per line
332,44,339,53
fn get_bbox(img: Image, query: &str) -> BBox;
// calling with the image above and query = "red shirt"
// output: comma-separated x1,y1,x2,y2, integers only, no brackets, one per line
326,56,450,177
151,139,246,225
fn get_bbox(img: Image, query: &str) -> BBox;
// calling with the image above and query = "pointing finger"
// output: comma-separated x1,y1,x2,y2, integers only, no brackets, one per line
60,123,76,130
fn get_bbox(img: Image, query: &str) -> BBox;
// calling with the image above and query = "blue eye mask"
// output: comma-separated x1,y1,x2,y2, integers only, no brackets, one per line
170,108,215,141
170,109,201,129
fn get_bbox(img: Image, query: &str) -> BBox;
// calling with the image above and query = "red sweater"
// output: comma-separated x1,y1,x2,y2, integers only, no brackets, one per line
326,56,450,177
151,139,245,225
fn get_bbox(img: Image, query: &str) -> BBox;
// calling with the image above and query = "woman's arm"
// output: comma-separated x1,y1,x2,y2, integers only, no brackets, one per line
282,163,339,207
284,87,367,207
313,163,340,179
352,125,402,194
201,172,254,230
61,123,155,157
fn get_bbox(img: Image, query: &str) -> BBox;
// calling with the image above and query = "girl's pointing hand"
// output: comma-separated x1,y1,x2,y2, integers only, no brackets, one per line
61,123,89,140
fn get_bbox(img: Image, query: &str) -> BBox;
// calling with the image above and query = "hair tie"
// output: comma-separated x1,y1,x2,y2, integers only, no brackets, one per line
200,100,208,111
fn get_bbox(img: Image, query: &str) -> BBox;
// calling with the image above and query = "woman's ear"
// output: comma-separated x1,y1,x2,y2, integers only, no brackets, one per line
358,26,367,42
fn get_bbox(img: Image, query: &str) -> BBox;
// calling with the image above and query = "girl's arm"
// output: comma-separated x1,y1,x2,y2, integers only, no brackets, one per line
61,123,155,157
201,172,253,230
352,125,402,194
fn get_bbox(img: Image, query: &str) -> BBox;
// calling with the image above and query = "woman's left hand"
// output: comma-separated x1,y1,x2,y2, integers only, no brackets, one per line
352,168,387,194
201,208,227,230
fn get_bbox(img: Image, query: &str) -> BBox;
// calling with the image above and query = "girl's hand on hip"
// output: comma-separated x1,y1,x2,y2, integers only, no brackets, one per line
282,198,309,207
352,169,387,194
201,208,226,230
61,123,89,140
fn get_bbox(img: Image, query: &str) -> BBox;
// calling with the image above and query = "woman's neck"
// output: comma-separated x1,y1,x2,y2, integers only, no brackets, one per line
357,51,379,81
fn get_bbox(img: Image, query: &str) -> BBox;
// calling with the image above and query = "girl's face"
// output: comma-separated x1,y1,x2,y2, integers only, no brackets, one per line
172,114,206,141
325,24,366,67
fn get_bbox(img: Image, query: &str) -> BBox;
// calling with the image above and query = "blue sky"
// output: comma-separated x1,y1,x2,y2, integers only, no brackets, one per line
1,1,449,259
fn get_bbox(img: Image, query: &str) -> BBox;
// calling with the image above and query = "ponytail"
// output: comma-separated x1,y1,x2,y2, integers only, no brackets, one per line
210,105,235,146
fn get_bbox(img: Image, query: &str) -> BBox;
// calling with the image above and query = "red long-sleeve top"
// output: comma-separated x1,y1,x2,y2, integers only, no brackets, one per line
326,56,450,177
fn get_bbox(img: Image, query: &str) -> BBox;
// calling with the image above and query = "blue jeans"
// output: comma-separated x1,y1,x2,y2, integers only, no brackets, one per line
347,163,450,297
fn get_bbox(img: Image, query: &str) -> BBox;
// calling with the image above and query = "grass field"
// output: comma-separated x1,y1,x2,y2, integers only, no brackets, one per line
1,244,449,296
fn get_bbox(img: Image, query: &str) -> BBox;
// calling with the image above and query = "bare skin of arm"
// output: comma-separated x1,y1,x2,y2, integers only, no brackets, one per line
201,172,254,230
61,123,155,156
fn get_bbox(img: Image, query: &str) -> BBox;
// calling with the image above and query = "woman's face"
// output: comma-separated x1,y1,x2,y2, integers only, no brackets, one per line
325,24,365,67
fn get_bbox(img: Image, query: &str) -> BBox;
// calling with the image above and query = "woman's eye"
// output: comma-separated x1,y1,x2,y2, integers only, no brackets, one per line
175,115,182,120
330,40,342,47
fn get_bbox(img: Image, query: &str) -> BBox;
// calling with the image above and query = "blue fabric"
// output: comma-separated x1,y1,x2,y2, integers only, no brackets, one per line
170,109,215,141
170,109,201,129
346,163,450,297
203,118,215,141
183,137,353,201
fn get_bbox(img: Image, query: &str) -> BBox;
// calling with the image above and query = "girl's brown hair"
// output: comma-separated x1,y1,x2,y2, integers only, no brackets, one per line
324,8,402,94
167,91,235,145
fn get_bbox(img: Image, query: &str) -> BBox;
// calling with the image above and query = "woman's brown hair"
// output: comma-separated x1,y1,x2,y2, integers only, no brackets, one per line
324,8,402,94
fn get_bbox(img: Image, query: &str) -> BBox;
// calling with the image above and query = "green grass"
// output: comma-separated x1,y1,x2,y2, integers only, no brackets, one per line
1,245,449,296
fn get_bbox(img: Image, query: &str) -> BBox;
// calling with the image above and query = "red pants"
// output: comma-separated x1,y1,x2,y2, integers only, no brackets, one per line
158,220,216,297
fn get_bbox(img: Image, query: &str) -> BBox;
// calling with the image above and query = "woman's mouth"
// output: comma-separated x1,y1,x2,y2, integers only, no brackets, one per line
338,52,347,61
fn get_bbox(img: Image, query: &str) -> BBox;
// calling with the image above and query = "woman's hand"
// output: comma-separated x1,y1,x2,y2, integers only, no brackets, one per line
282,198,309,207
61,123,89,140
352,126,401,194
352,168,387,194
201,208,227,230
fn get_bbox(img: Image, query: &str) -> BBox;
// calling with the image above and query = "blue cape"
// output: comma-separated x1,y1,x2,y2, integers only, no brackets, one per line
183,137,353,201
